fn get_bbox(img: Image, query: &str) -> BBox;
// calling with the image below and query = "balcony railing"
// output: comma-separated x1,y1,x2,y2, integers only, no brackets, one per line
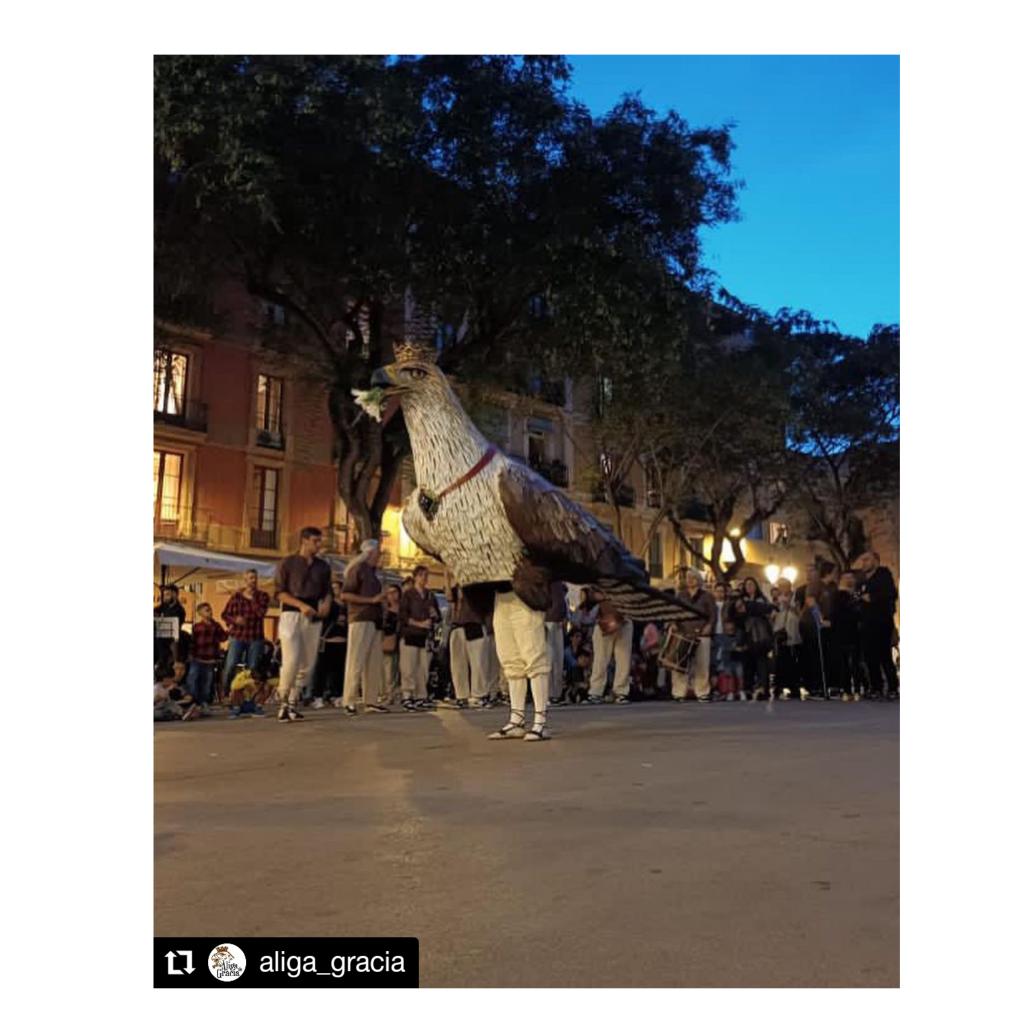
255,427,285,451
249,527,279,550
154,509,290,555
529,457,569,488
154,399,208,432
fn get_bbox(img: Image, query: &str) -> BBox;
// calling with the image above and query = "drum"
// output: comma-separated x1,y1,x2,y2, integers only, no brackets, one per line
658,626,699,673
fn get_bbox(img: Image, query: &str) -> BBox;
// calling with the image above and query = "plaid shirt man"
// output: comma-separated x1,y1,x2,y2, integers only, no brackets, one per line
191,620,229,663
222,589,270,643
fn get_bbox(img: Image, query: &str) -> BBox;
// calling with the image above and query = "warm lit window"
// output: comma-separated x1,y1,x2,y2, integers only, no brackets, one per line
251,467,280,547
153,450,183,522
256,374,284,435
153,350,189,415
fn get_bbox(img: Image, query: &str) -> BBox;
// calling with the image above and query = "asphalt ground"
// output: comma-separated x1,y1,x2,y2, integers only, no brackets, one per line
154,698,898,987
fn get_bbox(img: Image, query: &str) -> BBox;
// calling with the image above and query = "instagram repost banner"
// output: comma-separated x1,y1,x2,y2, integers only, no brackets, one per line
155,937,419,987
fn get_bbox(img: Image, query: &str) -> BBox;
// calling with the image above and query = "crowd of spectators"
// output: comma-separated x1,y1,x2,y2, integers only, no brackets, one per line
154,545,898,722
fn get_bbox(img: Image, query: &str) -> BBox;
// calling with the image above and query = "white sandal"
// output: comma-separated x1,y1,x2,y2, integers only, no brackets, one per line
488,715,526,740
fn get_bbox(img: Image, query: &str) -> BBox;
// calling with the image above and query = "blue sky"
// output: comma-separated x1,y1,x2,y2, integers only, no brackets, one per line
567,56,899,339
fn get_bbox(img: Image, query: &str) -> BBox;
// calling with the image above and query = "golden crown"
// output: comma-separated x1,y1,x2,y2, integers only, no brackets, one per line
394,340,438,365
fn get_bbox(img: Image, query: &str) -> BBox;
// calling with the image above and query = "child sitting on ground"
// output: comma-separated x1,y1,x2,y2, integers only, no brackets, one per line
227,667,268,718
154,672,196,721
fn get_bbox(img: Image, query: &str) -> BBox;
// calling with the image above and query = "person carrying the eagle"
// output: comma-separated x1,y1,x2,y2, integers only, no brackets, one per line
355,340,709,742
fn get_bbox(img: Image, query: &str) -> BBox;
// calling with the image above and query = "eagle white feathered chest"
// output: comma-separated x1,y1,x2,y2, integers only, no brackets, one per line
365,346,705,624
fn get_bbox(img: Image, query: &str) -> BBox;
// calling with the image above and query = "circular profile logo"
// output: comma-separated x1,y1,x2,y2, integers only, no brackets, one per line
208,943,246,982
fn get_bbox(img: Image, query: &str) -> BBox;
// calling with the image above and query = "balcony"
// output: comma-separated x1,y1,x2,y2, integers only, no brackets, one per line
249,527,279,550
154,399,208,433
153,517,183,541
529,456,569,488
256,427,285,451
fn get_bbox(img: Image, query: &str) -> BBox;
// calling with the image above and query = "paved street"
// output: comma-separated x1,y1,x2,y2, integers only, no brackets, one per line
155,700,898,987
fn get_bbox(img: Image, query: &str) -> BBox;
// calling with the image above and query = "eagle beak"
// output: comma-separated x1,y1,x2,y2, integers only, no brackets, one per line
369,365,404,426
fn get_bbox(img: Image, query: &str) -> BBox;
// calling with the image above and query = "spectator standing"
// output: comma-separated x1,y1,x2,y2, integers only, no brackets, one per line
832,571,863,700
733,577,774,700
771,586,803,699
185,602,228,711
220,569,270,688
710,582,731,687
638,620,663,699
340,540,390,716
670,570,716,702
545,581,569,705
274,526,333,723
311,581,348,709
858,552,899,698
446,579,492,709
796,565,826,697
380,584,402,705
399,564,440,711
154,584,187,676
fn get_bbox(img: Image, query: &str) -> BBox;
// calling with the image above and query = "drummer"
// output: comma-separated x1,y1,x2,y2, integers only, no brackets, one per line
586,586,634,705
670,569,717,702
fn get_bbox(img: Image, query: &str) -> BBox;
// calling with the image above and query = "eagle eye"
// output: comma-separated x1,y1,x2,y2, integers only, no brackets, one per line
403,366,428,381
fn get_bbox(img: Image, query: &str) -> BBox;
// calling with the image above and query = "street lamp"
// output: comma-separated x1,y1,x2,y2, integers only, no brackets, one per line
765,564,781,585
782,565,798,583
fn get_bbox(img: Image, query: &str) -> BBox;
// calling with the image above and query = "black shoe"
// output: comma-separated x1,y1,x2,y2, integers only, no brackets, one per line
277,706,290,722
285,706,304,722
343,704,358,717
402,699,418,713
614,695,631,704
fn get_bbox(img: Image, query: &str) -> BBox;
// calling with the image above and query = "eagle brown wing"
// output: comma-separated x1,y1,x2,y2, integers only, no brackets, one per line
497,462,706,623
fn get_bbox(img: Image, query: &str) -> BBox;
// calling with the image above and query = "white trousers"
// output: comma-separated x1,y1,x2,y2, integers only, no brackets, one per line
671,636,712,698
277,611,321,706
343,621,383,706
493,590,550,681
546,622,566,700
449,627,491,701
589,620,635,698
400,641,431,700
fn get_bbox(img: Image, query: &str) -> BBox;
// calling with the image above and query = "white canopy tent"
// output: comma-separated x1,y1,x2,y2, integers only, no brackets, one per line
155,542,279,580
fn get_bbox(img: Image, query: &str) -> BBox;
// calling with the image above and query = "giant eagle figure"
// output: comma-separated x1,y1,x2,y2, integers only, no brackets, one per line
360,342,707,741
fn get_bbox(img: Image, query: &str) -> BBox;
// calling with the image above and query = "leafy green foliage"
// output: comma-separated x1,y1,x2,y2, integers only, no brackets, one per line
154,55,741,542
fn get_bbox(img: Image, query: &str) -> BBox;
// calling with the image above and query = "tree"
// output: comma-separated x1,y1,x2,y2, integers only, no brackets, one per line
657,309,798,584
789,324,900,569
155,56,741,543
